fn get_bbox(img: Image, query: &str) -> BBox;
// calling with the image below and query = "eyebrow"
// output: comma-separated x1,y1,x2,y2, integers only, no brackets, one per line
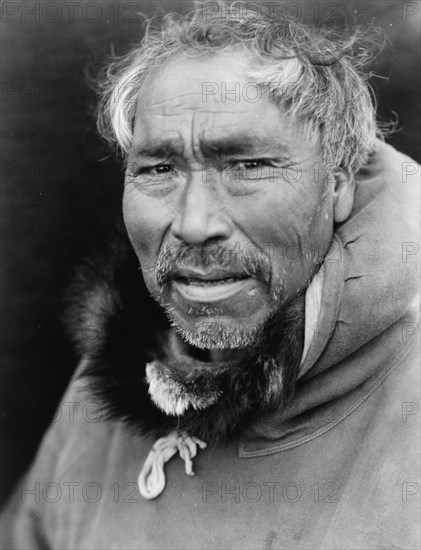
130,139,184,159
129,135,292,161
199,136,292,159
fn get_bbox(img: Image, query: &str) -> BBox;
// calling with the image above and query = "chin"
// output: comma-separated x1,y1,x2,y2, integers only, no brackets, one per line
168,310,269,350
143,293,306,444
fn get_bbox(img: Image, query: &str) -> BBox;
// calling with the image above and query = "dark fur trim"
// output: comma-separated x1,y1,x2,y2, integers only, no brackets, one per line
63,220,173,436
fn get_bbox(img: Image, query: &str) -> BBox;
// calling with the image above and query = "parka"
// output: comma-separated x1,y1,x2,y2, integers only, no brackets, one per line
1,140,420,550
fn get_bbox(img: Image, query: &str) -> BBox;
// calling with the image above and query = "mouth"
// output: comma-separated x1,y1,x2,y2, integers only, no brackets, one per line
172,275,253,303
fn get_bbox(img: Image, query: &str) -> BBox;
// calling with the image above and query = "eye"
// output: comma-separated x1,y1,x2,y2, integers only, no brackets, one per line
226,159,295,173
136,164,174,176
124,163,179,196
238,160,269,170
125,163,178,185
228,159,270,171
220,158,297,196
225,158,276,178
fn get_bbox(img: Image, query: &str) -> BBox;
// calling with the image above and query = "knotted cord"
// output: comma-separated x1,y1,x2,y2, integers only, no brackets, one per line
138,431,207,499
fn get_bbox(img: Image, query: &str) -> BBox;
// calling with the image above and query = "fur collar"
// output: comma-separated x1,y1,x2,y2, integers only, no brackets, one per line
64,141,420,449
64,221,305,445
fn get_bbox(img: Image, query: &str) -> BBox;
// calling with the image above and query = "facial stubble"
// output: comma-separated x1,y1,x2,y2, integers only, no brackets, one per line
143,243,305,443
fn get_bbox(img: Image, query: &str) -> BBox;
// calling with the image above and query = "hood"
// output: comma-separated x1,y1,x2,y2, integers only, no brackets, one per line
65,139,419,450
240,139,420,453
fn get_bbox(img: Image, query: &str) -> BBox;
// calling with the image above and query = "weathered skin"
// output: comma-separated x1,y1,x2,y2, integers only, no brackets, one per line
123,50,354,358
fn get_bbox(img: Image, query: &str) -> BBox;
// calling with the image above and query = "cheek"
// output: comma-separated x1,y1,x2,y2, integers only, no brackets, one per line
236,180,333,296
239,178,330,248
122,185,168,261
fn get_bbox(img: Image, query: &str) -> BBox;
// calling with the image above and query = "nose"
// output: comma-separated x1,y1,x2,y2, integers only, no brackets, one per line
171,173,233,246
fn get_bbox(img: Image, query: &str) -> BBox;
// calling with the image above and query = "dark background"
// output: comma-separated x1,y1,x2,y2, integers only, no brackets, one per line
1,0,420,507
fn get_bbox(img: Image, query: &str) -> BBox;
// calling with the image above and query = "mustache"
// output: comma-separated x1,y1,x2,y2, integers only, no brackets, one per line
153,242,273,288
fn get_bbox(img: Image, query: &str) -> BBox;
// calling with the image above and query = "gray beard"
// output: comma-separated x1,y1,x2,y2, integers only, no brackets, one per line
145,294,305,439
151,240,276,351
165,309,261,350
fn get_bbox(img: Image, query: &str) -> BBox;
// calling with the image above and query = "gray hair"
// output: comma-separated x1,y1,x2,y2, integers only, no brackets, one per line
96,1,387,173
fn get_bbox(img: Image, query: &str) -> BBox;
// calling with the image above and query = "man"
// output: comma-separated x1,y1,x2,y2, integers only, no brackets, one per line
1,3,420,549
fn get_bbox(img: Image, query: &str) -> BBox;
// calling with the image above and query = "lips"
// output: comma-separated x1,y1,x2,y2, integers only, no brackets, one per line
173,275,249,286
171,271,255,303
170,267,249,282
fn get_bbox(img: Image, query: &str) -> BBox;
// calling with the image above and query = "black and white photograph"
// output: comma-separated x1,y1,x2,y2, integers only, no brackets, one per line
1,0,420,548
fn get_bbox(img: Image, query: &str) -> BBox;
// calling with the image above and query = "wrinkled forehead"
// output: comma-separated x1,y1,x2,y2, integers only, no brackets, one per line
131,50,296,148
135,50,265,115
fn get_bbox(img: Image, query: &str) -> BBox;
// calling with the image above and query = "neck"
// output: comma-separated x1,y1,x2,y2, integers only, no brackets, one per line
208,348,245,362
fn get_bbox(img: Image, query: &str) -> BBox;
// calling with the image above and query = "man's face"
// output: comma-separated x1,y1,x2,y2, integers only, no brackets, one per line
124,51,333,350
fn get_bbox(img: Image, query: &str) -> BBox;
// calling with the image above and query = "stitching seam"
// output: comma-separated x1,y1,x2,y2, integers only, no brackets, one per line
239,347,411,458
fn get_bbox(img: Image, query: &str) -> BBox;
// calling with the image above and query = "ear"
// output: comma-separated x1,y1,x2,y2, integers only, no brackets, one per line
332,168,355,223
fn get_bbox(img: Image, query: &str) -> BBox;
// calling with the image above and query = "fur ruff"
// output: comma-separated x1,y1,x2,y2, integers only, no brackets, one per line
64,222,305,446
